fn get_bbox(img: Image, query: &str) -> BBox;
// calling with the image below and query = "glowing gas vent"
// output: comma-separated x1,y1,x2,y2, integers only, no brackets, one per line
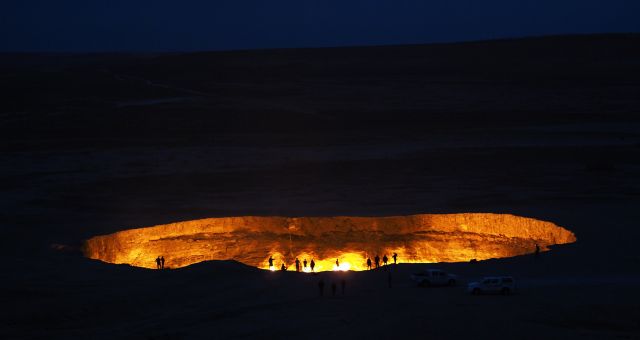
83,213,576,271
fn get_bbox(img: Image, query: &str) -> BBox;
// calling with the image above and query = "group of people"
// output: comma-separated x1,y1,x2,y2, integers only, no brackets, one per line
318,278,346,297
366,253,398,270
267,252,399,272
155,256,165,269
269,256,317,272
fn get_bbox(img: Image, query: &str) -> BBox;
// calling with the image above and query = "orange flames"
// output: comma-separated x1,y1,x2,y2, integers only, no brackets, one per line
83,213,576,271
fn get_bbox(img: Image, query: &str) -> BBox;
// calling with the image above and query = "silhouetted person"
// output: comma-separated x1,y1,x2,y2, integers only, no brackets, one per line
331,282,337,296
310,259,315,272
367,258,372,270
374,255,380,268
383,255,388,266
335,258,340,268
281,263,287,271
160,256,165,269
340,279,346,295
155,256,161,269
268,256,274,269
392,253,398,264
535,243,540,258
295,258,301,272
318,279,325,296
303,259,308,269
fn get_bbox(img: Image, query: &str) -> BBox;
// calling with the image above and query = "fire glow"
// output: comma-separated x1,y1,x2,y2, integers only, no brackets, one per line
83,213,576,271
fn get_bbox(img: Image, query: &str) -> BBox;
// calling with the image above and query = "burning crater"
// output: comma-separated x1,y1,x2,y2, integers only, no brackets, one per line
83,213,575,271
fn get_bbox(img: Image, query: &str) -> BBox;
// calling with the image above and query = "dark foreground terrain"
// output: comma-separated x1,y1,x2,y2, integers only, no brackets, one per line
1,34,640,339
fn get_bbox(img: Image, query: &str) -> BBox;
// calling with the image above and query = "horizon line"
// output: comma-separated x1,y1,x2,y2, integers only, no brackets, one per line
1,32,638,55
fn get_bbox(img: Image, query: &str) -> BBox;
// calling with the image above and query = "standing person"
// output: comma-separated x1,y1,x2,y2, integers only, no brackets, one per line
392,253,398,264
303,259,308,270
310,259,316,272
382,255,388,266
155,256,161,269
160,256,165,269
374,255,380,268
331,282,337,296
295,258,301,272
340,279,346,295
335,258,340,268
535,244,540,258
366,258,372,270
318,279,325,297
268,256,274,269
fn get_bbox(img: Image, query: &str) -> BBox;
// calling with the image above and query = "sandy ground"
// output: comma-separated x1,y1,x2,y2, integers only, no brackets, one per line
1,35,640,339
3,240,640,339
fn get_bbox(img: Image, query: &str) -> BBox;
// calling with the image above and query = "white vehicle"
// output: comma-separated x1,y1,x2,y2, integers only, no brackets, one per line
467,276,516,295
410,269,457,287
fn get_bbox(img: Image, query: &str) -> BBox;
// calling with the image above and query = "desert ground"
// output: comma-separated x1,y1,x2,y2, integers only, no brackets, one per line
1,34,640,339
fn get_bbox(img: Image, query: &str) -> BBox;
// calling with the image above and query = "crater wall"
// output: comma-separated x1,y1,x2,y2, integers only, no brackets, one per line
83,213,576,271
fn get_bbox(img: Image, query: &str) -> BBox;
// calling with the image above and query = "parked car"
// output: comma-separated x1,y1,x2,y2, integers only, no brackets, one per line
467,276,516,295
410,269,457,287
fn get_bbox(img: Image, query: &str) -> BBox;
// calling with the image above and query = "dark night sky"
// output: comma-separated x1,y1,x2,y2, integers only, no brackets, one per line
1,0,639,52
